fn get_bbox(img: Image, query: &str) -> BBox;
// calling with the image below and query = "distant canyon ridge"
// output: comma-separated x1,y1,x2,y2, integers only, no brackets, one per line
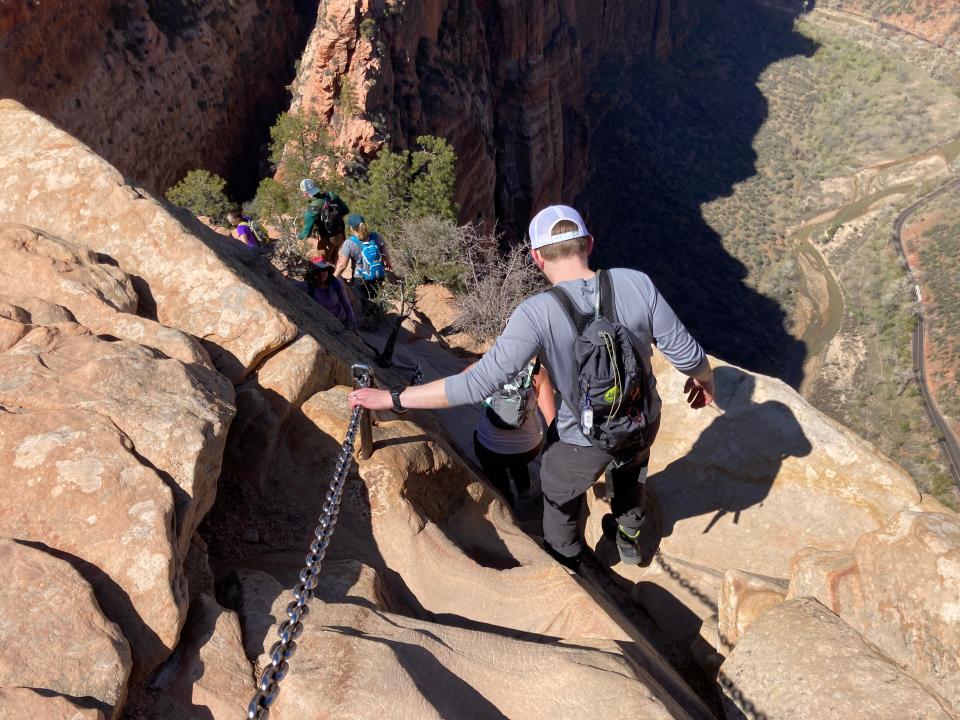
0,0,695,236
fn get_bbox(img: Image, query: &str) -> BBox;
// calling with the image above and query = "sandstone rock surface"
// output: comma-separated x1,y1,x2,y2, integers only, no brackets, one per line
719,597,953,720
646,361,920,576
0,100,300,384
0,538,130,714
0,303,235,677
224,332,349,496
0,311,234,557
0,400,186,678
788,510,960,711
717,570,788,650
131,593,253,720
233,564,689,720
0,224,138,327
0,688,105,720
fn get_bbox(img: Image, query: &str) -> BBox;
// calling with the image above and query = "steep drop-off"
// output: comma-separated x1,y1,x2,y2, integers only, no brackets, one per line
287,0,697,234
0,0,315,197
3,101,960,719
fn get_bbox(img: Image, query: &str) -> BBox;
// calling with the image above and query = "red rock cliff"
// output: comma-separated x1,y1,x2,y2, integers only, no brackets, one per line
0,0,309,195
291,0,696,236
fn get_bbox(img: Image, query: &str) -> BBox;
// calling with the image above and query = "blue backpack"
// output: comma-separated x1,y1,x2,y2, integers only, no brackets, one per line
353,233,385,281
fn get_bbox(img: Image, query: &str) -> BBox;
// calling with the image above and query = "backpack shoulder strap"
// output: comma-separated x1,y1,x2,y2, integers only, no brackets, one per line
548,286,591,335
598,269,617,323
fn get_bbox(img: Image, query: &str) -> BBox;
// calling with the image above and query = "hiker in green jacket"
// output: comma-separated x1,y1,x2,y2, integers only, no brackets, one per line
298,178,350,259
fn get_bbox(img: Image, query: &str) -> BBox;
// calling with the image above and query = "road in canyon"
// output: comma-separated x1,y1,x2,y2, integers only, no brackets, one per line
892,179,960,489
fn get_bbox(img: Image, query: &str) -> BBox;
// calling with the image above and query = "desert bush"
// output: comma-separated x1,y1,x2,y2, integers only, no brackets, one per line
359,18,377,38
348,135,458,231
338,77,358,117
386,216,469,290
454,232,545,341
165,169,233,226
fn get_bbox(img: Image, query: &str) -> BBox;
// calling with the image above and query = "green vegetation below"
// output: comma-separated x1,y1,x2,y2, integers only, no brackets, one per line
807,206,955,505
581,2,960,503
915,188,960,426
581,4,958,378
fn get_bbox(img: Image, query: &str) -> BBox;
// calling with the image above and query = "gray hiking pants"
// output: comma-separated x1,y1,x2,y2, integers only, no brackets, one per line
540,416,661,558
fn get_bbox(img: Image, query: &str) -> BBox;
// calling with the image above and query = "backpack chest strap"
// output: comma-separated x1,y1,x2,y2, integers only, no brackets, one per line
548,269,616,335
548,286,591,335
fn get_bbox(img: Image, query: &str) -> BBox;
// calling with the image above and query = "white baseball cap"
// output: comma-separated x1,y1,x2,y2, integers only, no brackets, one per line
299,178,320,196
528,205,590,250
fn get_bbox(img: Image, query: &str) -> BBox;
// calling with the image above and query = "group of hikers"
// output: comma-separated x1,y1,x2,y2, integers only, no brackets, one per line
230,189,715,570
347,204,716,571
227,177,393,331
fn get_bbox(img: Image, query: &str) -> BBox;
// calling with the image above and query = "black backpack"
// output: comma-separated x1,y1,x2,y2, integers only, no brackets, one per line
549,270,649,454
319,199,343,236
483,359,540,430
306,193,346,238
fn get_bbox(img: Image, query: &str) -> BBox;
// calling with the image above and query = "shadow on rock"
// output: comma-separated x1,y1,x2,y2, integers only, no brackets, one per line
650,366,813,541
325,625,510,720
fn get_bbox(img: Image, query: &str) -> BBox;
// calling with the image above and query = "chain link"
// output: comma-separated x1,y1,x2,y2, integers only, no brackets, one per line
246,373,370,720
386,360,423,386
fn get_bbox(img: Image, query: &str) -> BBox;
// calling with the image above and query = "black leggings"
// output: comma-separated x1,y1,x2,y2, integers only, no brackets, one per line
473,433,543,507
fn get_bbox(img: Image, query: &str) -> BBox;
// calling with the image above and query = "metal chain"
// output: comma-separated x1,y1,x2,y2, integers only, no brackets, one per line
386,360,423,386
246,372,370,720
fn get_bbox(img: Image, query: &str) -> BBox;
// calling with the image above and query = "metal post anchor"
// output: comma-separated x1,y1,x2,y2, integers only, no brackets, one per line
351,363,374,460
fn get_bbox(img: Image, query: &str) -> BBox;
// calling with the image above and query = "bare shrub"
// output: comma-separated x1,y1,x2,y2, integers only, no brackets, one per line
386,216,470,290
454,233,546,342
269,230,312,280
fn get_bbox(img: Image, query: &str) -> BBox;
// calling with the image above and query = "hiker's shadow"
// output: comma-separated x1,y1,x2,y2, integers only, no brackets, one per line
650,366,812,544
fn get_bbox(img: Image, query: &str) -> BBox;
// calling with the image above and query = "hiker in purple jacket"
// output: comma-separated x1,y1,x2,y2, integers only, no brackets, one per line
301,257,358,330
227,211,260,249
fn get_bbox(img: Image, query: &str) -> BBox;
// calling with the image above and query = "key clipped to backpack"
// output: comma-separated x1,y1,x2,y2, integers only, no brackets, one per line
549,270,648,454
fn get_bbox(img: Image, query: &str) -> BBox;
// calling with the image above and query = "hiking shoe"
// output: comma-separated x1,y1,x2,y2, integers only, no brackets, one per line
616,524,643,565
543,542,582,573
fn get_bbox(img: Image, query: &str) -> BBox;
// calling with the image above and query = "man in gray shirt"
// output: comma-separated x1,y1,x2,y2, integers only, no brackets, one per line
350,205,715,570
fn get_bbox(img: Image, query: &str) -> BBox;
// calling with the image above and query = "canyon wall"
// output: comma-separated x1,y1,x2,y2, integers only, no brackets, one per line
1,0,695,234
0,0,312,197
291,0,697,236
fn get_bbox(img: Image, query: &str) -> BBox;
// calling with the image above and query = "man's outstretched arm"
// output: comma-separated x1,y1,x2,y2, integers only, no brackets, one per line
641,273,715,409
349,377,449,411
350,302,541,412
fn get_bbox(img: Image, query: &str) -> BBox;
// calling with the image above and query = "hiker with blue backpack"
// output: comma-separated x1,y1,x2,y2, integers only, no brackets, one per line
350,205,715,571
471,356,556,510
334,213,393,299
